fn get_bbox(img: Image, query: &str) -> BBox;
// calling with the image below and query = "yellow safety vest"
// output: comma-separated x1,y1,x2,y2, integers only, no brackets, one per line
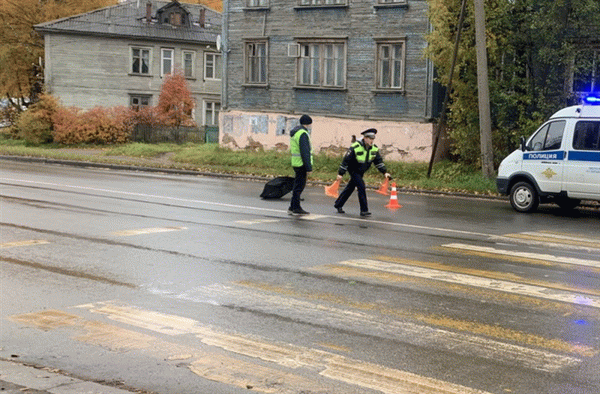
291,128,313,167
351,141,379,163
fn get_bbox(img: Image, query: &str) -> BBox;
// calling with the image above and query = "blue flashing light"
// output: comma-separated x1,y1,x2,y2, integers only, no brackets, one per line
583,95,600,105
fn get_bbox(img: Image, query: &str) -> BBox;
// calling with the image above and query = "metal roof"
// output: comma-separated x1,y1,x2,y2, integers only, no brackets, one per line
34,0,221,44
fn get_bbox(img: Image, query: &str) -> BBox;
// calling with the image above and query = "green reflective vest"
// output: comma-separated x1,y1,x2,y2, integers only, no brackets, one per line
351,141,379,163
290,128,313,167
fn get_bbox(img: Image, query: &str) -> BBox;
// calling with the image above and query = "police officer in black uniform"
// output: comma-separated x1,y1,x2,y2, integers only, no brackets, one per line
334,129,391,216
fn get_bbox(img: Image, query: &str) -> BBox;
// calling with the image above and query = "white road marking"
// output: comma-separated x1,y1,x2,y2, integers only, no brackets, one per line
0,240,49,248
443,243,600,269
158,284,580,373
341,259,600,309
111,226,187,236
492,232,600,253
79,301,495,394
0,177,489,237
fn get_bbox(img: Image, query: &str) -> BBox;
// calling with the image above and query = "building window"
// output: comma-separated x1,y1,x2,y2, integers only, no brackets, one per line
130,95,151,111
131,47,150,75
183,51,195,78
375,0,407,5
298,0,346,6
205,53,222,80
204,101,220,125
161,48,174,76
245,41,267,84
247,0,268,6
573,49,600,94
297,41,346,88
376,40,405,90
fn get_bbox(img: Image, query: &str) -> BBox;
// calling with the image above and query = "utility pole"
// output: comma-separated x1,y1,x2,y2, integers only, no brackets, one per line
427,0,468,178
473,0,494,178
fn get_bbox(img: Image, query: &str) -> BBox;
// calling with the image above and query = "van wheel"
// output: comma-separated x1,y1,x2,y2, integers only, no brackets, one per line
556,197,581,210
510,182,539,213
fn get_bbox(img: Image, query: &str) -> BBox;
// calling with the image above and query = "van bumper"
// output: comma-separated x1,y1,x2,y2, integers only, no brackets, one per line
496,177,509,195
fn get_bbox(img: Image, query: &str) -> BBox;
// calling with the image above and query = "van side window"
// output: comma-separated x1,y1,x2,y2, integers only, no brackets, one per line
573,121,600,151
528,121,566,151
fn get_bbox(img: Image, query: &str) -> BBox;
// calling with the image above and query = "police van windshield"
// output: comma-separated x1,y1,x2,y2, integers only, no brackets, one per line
527,120,566,151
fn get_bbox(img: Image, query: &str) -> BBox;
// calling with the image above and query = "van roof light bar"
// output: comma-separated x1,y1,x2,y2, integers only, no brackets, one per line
583,94,600,105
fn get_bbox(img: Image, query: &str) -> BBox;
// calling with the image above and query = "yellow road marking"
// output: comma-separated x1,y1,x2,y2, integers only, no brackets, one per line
0,240,49,249
500,231,600,251
376,255,600,297
110,227,187,237
311,263,599,318
235,280,597,358
440,243,600,271
78,301,495,393
178,284,581,372
9,309,340,393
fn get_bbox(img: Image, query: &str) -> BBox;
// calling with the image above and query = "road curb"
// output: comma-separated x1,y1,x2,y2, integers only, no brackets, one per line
0,359,143,394
0,154,508,202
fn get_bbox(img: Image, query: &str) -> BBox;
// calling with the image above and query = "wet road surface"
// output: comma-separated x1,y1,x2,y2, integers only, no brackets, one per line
1,159,599,394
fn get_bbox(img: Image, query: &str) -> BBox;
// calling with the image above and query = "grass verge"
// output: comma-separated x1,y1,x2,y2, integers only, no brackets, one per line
0,139,499,196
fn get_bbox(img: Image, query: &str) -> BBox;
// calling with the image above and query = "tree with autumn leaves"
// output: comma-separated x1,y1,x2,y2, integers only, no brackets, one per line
0,0,118,111
0,0,219,112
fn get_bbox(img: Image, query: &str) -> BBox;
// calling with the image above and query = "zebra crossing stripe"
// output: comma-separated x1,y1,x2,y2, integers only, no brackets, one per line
495,231,600,253
80,302,494,394
341,259,600,309
166,285,580,373
0,240,49,248
110,227,187,236
441,243,600,270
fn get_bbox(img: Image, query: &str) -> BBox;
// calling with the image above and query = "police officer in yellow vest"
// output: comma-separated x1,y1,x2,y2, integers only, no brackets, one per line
289,115,313,215
334,128,391,217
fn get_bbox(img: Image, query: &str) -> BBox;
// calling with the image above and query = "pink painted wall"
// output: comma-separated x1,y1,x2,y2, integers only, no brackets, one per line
220,110,433,162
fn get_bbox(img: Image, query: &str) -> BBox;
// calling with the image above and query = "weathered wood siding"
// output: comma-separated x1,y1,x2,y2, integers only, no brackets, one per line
44,34,221,119
224,0,433,121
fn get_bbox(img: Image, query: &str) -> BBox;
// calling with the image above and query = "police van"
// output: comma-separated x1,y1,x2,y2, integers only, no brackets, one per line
496,95,600,213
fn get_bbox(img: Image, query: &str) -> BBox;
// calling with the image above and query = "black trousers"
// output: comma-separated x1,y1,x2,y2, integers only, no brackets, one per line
334,172,368,212
290,166,307,210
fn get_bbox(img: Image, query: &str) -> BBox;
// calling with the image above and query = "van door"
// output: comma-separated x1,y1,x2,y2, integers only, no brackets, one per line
565,120,600,198
523,120,566,194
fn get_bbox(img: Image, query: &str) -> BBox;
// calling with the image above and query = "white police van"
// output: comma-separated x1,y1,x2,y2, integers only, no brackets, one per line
497,95,600,212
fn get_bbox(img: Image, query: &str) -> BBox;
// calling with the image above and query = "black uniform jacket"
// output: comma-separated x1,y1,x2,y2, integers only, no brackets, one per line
338,139,387,176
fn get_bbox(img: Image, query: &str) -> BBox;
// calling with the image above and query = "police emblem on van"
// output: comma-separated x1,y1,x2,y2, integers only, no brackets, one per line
541,168,557,179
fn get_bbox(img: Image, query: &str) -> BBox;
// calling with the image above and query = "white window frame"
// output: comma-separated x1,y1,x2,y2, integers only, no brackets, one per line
297,40,346,89
298,0,346,6
376,0,407,5
375,39,406,91
203,100,220,126
246,0,269,7
244,40,268,85
161,48,174,77
204,52,222,80
131,47,151,75
182,50,195,78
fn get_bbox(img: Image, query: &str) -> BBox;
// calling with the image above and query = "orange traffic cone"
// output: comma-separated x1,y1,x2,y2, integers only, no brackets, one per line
325,179,340,198
375,177,390,195
385,182,402,210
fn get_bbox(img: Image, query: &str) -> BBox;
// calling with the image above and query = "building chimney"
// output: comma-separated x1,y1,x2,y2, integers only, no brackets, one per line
199,8,205,28
145,1,152,23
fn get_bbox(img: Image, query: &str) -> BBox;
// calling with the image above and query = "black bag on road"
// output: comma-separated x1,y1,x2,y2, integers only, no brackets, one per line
260,176,295,199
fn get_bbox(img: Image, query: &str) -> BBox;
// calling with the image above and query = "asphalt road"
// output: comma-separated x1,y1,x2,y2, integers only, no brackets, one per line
1,159,599,394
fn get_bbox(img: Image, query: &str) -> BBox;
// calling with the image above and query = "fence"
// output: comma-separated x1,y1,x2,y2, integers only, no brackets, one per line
131,125,219,144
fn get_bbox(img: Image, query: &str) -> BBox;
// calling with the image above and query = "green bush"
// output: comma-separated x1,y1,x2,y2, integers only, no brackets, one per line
13,109,53,144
